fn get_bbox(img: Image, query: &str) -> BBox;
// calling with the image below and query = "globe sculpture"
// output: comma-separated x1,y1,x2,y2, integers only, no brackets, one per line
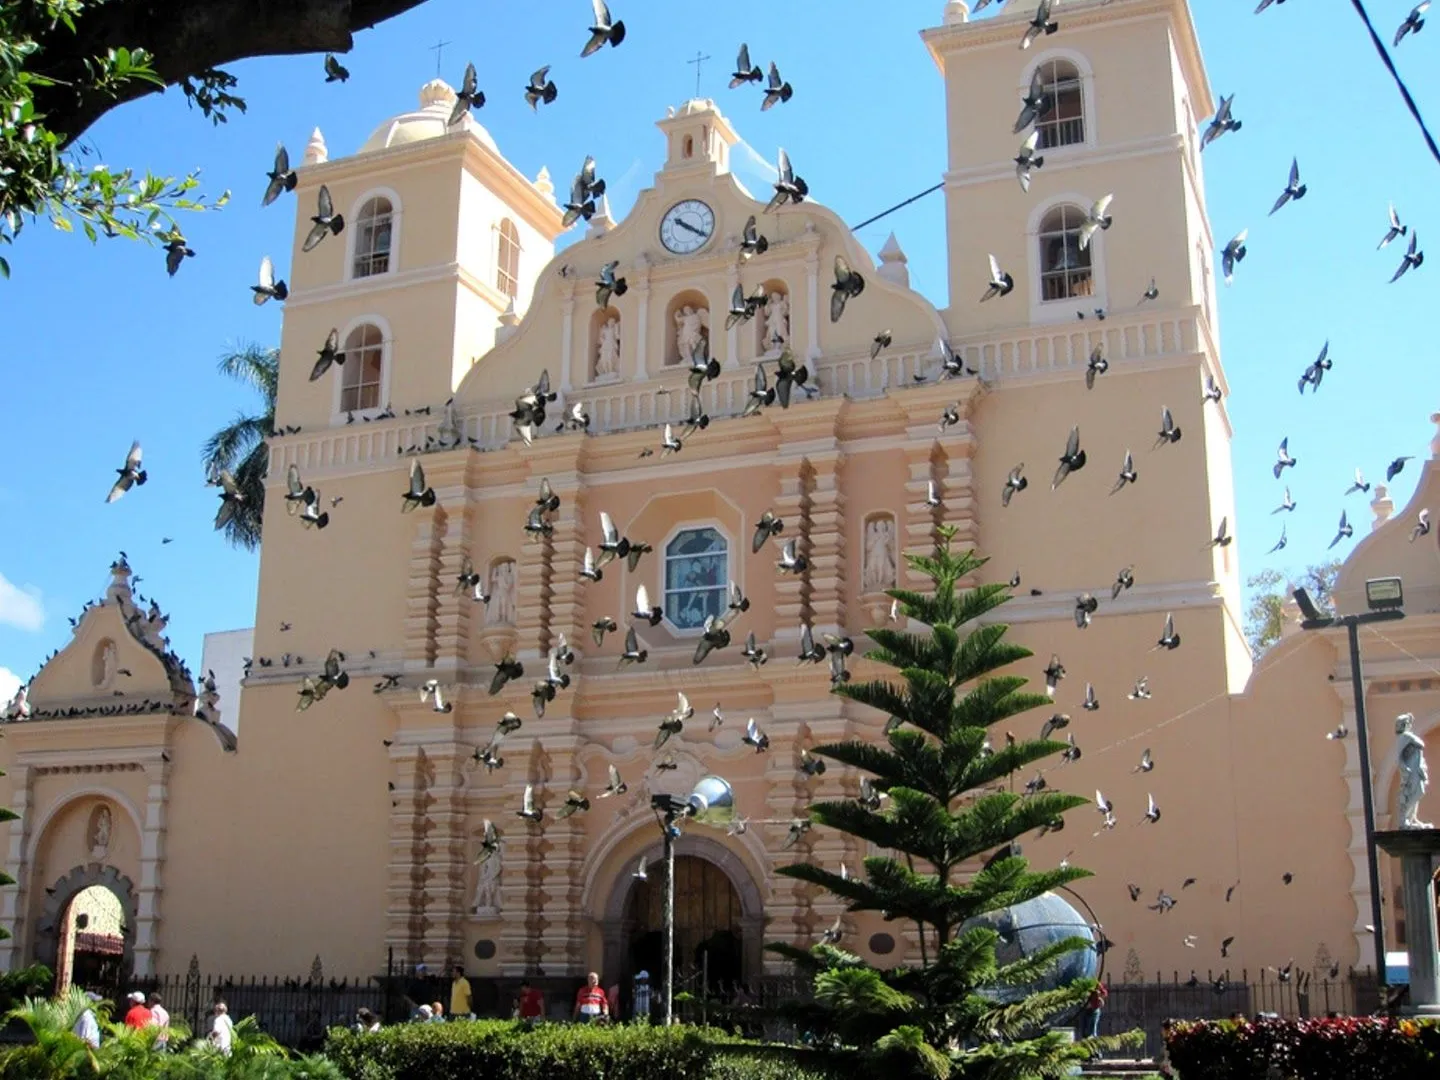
960,891,1100,1003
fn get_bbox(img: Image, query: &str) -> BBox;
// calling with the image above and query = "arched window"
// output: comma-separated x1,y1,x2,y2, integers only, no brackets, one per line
352,197,394,279
339,323,384,412
496,218,521,299
664,527,728,630
1037,205,1093,302
682,134,694,159
1034,60,1085,150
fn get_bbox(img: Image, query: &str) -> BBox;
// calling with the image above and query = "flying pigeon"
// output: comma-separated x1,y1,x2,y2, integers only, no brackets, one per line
1379,203,1407,249
590,616,617,646
302,185,345,252
562,155,606,228
632,584,663,626
1387,456,1414,482
1113,565,1135,599
981,253,1014,301
1014,67,1054,133
1052,426,1087,489
1154,407,1182,447
765,148,808,213
1110,449,1137,494
1267,525,1287,554
1345,468,1371,496
761,62,793,111
448,62,484,126
1221,230,1247,285
251,255,288,305
106,441,147,503
596,261,628,308
580,0,626,58
739,214,769,260
1269,158,1306,215
1273,487,1296,514
743,717,770,753
1015,131,1044,192
323,54,349,82
1211,517,1232,548
1141,277,1160,303
1002,464,1028,507
1328,510,1353,549
1155,613,1180,650
1395,4,1430,47
261,143,297,207
1411,509,1431,542
1134,748,1154,773
831,256,865,322
1082,683,1099,711
753,511,784,552
1273,438,1297,478
309,328,342,382
777,537,808,574
1130,676,1152,700
1020,0,1058,49
599,764,627,798
161,230,194,276
1390,233,1423,283
516,784,543,823
730,44,763,87
523,66,558,110
1077,194,1113,251
211,469,244,530
742,632,768,668
1085,345,1108,389
401,459,436,512
1200,94,1241,150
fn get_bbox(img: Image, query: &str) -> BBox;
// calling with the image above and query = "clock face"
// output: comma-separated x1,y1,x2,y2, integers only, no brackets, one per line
659,200,715,255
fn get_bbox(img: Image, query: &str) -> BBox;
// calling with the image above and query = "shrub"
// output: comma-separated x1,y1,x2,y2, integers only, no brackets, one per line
1164,1016,1440,1080
323,1020,843,1080
0,965,52,1015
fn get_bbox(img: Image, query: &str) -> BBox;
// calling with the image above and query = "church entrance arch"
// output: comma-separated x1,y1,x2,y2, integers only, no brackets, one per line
599,833,765,999
33,865,138,996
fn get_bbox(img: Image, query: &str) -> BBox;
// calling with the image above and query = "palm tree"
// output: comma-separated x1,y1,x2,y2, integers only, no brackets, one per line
5,985,106,1077
202,343,278,551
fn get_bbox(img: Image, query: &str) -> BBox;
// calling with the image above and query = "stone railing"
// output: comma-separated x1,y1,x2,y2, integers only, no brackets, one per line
268,307,1204,478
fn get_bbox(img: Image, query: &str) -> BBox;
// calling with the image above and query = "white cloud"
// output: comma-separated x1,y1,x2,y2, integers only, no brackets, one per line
0,668,20,704
0,573,44,632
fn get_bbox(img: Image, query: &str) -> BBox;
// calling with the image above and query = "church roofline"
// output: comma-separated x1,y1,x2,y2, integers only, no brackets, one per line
297,128,563,242
921,0,1214,120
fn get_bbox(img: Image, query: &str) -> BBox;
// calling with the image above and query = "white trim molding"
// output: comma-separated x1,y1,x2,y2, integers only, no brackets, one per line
343,186,402,283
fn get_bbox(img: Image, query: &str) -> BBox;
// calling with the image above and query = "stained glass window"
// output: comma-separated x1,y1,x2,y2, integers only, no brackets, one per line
664,527,728,630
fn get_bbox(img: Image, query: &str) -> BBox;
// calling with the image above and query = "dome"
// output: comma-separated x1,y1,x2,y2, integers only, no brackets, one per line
359,78,498,154
960,892,1099,1003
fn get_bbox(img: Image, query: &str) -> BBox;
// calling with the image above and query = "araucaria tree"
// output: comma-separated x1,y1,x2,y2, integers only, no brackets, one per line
772,529,1132,1080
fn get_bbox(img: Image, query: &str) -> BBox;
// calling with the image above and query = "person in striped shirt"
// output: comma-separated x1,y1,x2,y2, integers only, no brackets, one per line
572,972,609,1023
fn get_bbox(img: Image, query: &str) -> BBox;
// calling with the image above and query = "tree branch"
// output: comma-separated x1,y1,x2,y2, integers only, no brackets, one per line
33,0,431,147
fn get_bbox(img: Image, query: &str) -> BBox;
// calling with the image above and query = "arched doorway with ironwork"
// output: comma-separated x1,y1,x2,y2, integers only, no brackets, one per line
597,832,766,1004
33,864,139,997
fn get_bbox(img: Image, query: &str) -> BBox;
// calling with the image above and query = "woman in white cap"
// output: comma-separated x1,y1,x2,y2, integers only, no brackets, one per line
208,1001,234,1055
72,992,102,1049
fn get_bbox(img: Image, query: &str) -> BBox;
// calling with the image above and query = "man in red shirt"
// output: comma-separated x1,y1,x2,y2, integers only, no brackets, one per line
516,979,545,1022
123,991,153,1029
573,972,609,1024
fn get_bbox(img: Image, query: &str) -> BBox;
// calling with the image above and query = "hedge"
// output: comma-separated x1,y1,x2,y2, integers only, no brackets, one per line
323,1020,844,1080
1164,1016,1440,1080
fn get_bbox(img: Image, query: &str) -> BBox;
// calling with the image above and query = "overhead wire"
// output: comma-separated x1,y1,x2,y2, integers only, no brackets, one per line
1347,0,1440,169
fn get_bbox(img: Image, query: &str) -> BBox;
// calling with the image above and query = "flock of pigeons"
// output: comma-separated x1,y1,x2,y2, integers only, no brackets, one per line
67,0,1434,971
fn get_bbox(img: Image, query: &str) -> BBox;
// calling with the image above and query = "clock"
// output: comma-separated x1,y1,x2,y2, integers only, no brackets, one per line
659,199,715,255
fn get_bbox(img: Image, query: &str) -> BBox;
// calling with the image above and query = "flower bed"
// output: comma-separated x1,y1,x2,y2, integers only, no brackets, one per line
1164,1015,1440,1080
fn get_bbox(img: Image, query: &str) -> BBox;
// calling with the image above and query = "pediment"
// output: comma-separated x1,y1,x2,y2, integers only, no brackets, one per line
453,161,948,414
1334,457,1440,617
21,562,194,721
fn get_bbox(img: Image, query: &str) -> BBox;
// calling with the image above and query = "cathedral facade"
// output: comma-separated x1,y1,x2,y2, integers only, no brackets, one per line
4,0,1440,994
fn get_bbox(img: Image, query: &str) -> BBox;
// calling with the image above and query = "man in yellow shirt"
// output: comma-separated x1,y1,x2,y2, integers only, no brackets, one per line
450,965,473,1020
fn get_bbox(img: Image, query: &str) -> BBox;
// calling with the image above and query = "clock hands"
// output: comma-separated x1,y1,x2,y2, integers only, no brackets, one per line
675,217,707,238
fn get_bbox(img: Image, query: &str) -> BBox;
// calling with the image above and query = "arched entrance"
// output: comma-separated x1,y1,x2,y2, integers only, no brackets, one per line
625,856,744,993
33,864,138,996
598,833,766,998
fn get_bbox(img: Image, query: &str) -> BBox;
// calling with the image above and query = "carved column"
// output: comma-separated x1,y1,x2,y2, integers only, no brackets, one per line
804,451,847,638
724,262,741,369
770,465,808,650
513,492,553,666
560,294,576,393
420,740,469,967
532,737,587,976
403,501,448,669
762,704,812,965
386,737,452,967
426,454,474,674
134,753,169,976
803,246,821,363
0,765,34,966
633,259,651,380
938,414,980,580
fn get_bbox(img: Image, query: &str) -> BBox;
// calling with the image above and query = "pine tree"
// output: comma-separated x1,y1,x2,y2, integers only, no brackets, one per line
769,529,1135,1080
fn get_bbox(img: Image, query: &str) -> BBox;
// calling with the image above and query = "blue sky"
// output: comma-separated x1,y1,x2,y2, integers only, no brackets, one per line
0,0,1436,697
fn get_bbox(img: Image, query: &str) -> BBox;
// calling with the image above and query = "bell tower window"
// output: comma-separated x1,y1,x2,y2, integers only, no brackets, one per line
1037,204,1094,302
352,197,394,279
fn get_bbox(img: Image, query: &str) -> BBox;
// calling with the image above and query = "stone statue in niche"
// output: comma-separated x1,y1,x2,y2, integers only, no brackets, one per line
487,560,517,627
595,316,621,378
862,517,897,592
473,838,503,915
1395,712,1431,829
93,640,118,688
762,291,790,349
89,805,112,860
436,398,462,449
674,304,710,363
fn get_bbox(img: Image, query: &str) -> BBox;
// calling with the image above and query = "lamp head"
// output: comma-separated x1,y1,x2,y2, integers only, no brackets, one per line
1365,577,1403,611
1292,586,1324,623
686,775,735,827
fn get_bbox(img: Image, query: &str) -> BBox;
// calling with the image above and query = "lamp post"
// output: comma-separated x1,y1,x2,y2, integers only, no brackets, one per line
1294,576,1405,990
651,775,736,1025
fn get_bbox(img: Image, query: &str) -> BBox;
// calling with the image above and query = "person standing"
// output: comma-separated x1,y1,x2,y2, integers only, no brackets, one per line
572,972,609,1024
516,980,545,1023
123,991,152,1030
1079,981,1107,1042
147,993,170,1051
73,991,102,1049
631,971,652,1023
209,1001,234,1055
605,981,621,1024
450,966,473,1021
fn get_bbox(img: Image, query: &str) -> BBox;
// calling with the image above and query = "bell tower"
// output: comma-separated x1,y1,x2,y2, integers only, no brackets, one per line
656,99,739,177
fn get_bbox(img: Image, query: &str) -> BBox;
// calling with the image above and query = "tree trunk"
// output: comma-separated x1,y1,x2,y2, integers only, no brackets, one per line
30,0,431,147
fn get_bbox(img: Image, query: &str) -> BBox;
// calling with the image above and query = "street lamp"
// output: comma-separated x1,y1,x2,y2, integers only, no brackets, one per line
651,775,736,1025
1294,576,1405,991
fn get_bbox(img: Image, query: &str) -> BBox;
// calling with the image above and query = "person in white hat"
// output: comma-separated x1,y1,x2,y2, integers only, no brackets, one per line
72,992,102,1048
632,971,652,1023
122,991,152,1030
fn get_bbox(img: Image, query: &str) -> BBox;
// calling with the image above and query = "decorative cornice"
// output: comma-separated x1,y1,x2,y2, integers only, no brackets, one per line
943,133,1185,188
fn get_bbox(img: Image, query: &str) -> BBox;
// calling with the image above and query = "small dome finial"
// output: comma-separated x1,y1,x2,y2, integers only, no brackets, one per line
1371,483,1395,531
944,1,970,25
304,127,328,165
877,232,910,288
534,166,554,199
420,78,456,110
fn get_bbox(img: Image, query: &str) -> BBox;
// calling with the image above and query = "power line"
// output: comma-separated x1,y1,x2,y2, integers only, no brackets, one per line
1348,0,1440,169
848,182,944,232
